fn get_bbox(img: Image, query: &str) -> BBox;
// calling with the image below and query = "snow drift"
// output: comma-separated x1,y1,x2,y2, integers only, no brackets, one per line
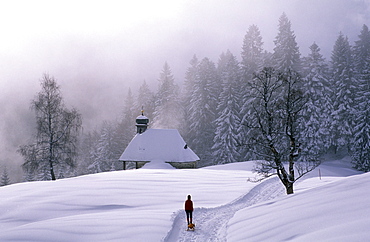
0,160,368,241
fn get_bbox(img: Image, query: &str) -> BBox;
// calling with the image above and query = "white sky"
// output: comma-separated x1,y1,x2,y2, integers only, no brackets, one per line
0,1,182,47
0,0,368,82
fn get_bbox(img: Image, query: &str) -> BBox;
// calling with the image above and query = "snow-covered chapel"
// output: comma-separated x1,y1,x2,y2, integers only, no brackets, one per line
119,113,199,169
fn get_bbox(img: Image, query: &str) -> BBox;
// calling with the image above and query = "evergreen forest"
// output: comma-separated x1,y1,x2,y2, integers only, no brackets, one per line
19,13,370,181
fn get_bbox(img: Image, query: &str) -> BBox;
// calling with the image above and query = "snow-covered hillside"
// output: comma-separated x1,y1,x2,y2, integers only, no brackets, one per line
0,159,368,241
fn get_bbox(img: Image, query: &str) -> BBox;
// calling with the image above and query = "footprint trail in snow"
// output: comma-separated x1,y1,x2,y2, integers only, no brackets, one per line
163,177,284,242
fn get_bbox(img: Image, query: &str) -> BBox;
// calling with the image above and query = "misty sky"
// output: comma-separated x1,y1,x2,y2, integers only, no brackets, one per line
1,0,369,180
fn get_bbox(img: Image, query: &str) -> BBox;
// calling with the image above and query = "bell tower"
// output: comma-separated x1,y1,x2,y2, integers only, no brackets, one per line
135,109,149,134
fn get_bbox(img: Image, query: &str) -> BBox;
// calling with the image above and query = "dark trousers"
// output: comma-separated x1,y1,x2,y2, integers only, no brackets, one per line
185,210,193,224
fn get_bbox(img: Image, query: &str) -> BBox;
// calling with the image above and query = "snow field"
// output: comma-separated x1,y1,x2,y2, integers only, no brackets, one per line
0,164,256,241
0,159,368,241
227,172,370,241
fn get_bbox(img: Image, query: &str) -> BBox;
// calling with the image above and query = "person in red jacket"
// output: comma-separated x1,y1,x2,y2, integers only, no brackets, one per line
184,194,194,225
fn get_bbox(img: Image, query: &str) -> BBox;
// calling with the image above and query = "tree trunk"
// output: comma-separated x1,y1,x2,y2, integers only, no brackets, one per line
286,182,294,194
50,161,56,181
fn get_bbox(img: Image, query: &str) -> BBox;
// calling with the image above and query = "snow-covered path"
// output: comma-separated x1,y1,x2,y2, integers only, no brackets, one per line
163,177,284,242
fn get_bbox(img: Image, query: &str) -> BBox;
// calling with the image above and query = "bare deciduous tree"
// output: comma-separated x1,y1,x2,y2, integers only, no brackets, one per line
18,74,82,181
246,68,320,194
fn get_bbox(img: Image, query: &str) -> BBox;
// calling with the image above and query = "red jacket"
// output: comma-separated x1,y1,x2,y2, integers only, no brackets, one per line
185,199,193,211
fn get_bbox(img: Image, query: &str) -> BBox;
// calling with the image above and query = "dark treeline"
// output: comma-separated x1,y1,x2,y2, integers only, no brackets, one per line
17,13,370,182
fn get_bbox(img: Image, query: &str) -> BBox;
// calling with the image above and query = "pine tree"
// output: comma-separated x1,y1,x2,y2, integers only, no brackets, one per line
116,88,137,151
136,80,155,120
272,13,301,73
182,55,199,138
184,55,199,99
241,24,264,75
240,24,265,160
152,62,182,129
88,121,118,173
188,57,220,166
352,25,370,171
352,94,370,171
122,88,136,124
353,25,370,75
212,51,243,164
23,171,35,182
1,166,10,186
300,43,331,159
76,130,100,176
330,33,356,151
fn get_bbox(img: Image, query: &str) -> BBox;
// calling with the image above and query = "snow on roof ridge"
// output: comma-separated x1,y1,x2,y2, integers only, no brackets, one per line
119,128,199,163
136,115,149,119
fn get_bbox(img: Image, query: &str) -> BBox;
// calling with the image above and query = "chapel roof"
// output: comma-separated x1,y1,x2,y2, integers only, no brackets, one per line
119,129,199,163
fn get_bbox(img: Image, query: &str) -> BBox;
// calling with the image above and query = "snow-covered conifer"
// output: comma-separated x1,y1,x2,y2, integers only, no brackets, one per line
152,62,182,130
352,25,370,171
188,57,220,166
76,131,100,176
300,43,331,159
330,33,356,151
1,166,10,186
116,88,137,150
272,13,301,73
88,121,118,173
241,24,264,75
136,81,155,120
240,25,265,160
182,55,199,138
212,51,243,164
353,25,370,75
